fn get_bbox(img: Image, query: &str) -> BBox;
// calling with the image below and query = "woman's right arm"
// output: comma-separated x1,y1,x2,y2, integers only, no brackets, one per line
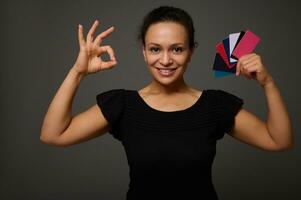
40,20,117,147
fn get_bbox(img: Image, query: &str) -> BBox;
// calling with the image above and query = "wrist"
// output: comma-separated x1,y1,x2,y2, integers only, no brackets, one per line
69,67,86,81
262,77,276,90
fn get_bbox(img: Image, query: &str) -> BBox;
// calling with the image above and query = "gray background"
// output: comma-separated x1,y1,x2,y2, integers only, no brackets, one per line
1,0,300,199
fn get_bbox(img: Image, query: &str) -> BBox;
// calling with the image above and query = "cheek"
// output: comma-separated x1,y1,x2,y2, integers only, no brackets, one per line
175,55,190,65
145,54,159,66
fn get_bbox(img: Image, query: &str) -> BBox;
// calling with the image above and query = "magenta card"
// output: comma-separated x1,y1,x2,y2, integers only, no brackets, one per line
231,30,260,59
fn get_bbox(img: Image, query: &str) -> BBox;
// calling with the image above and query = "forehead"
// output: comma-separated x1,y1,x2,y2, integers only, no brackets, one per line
145,22,188,45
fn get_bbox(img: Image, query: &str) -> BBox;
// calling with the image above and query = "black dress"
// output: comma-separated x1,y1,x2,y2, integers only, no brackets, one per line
96,89,243,200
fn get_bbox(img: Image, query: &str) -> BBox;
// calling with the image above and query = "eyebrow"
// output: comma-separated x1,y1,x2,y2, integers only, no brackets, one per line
147,43,184,46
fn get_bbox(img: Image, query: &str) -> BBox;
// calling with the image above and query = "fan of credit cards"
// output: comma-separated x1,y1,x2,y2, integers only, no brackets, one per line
213,30,260,78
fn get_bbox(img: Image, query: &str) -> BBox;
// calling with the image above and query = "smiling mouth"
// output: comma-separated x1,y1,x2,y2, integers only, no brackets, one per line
155,67,177,71
155,67,177,76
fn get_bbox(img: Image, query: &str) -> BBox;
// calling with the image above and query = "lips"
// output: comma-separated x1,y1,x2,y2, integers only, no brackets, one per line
155,67,177,76
155,67,177,70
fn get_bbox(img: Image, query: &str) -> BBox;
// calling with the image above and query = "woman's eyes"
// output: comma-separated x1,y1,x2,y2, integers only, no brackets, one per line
149,47,184,54
173,47,183,53
150,47,160,53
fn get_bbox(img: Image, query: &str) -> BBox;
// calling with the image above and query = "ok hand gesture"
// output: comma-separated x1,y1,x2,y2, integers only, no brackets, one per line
72,20,117,76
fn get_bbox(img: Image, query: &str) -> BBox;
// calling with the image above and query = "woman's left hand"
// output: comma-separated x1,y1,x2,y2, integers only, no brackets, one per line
236,53,274,87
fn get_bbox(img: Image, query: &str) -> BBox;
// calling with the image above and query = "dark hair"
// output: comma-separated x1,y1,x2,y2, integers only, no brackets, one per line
138,6,197,50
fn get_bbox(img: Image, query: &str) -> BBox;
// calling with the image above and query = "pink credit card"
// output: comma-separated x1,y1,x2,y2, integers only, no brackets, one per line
231,30,260,59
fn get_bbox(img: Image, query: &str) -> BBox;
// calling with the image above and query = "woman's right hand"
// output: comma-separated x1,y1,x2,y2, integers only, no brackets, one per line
72,20,117,76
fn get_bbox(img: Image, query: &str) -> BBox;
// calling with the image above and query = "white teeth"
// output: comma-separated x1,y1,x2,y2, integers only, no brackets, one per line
156,67,177,76
161,69,172,73
158,68,176,76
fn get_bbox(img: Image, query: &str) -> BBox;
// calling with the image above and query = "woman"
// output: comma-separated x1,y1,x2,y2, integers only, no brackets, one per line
40,6,293,200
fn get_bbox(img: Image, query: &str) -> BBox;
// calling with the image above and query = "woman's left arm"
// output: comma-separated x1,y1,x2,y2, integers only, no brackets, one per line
229,53,294,152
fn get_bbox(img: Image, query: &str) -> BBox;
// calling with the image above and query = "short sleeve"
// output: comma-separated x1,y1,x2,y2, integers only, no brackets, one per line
96,89,126,141
217,90,244,136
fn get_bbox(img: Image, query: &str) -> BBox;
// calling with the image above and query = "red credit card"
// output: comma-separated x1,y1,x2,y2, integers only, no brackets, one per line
216,42,235,68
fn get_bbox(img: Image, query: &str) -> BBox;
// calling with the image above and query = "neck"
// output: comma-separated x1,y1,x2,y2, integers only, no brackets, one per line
147,76,189,95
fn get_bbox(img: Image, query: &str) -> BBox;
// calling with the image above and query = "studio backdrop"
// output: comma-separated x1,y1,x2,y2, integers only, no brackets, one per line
1,0,300,199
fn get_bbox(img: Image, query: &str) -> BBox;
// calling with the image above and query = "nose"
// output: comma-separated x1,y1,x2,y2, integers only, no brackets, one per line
159,51,172,66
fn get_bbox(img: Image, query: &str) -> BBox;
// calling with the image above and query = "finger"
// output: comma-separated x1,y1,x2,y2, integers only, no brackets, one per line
239,54,260,79
238,55,260,76
87,20,100,43
94,26,115,46
242,70,252,79
78,24,86,48
237,53,257,68
242,61,257,71
240,56,258,68
101,60,118,69
236,60,241,76
239,63,250,79
244,65,260,73
242,66,256,79
97,45,116,61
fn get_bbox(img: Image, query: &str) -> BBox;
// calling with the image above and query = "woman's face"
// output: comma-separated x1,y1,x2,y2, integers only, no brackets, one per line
143,22,194,86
